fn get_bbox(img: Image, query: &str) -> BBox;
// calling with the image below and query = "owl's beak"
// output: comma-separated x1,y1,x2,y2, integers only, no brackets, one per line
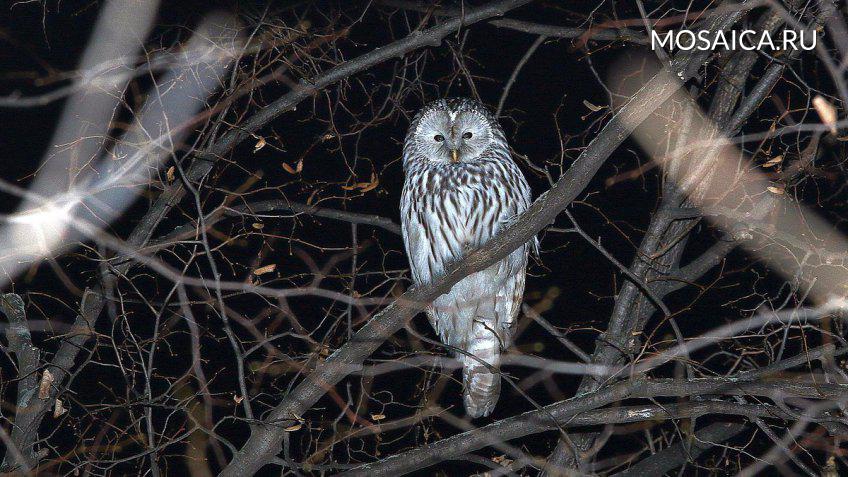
450,149,460,163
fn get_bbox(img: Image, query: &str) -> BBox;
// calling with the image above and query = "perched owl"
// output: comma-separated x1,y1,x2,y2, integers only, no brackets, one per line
400,98,537,418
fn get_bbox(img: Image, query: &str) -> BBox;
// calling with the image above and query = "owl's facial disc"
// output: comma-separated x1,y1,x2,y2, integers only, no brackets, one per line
417,108,492,164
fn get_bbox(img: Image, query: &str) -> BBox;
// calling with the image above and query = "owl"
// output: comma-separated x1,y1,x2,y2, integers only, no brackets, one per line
400,98,537,418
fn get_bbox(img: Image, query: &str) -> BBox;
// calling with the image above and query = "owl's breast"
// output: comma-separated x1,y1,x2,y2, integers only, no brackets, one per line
401,159,516,282
427,177,503,257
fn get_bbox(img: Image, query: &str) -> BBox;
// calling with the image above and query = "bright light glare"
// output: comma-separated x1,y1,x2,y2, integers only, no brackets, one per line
613,54,848,305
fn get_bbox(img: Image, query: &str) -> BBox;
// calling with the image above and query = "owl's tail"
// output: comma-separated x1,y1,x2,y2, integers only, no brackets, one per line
461,342,501,418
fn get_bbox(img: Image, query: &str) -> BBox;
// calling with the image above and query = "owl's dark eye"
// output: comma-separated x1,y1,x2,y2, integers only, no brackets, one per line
434,134,445,142
462,131,473,139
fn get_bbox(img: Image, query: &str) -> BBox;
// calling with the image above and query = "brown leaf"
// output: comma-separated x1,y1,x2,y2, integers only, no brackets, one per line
282,162,297,174
342,173,379,192
284,422,302,432
53,398,67,418
234,394,244,404
360,173,379,192
166,166,175,183
254,136,266,153
252,222,264,230
295,158,303,173
39,369,54,399
582,99,604,112
762,155,783,168
253,264,276,276
767,186,785,195
813,95,838,133
370,413,386,421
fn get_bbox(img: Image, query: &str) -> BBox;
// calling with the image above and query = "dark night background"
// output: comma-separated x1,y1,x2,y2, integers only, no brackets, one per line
1,1,844,475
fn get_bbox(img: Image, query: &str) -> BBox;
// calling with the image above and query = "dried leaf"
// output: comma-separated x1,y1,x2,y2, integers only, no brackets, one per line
252,222,264,230
306,189,319,205
342,173,379,192
823,456,838,477
254,136,266,153
370,413,386,421
253,264,276,276
360,173,379,192
233,394,244,404
582,99,604,112
813,95,838,133
166,166,175,183
295,158,303,173
284,422,302,432
282,162,297,174
767,186,785,195
762,155,783,168
53,398,67,418
38,369,54,399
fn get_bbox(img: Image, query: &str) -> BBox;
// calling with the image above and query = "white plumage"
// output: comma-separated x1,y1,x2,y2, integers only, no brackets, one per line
400,98,536,417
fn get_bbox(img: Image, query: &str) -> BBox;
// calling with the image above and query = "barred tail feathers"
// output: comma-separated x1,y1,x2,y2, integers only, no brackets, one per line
432,268,513,418
462,307,502,418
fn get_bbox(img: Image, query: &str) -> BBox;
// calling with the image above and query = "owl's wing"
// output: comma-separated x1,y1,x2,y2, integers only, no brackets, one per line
400,188,433,286
506,162,540,259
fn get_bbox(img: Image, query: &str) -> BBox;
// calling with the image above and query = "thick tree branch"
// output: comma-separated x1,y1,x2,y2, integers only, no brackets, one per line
0,293,40,472
0,291,96,473
343,377,848,476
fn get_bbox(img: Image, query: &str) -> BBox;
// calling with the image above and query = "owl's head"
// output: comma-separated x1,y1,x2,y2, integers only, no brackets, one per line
407,98,502,165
